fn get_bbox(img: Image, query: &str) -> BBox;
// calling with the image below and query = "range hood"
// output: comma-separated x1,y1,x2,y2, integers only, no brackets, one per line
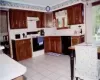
27,17,39,21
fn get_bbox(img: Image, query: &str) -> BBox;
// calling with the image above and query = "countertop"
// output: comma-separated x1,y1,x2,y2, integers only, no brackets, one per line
68,42,100,53
12,36,44,40
12,37,31,40
12,34,84,40
45,34,84,37
0,54,27,80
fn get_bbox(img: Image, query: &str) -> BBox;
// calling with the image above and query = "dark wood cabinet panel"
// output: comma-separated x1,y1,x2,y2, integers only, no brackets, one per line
26,11,37,17
67,3,84,25
44,37,51,53
9,9,46,29
12,39,32,61
44,13,53,28
36,12,45,28
9,10,19,29
9,9,27,29
24,39,32,58
67,7,74,25
45,36,84,54
55,37,62,53
71,35,84,46
44,36,62,54
73,4,84,24
21,11,27,28
18,10,27,28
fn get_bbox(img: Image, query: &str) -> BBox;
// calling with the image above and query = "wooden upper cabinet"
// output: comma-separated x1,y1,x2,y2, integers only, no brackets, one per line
36,12,45,28
19,10,27,28
9,9,27,29
67,7,74,25
44,13,53,28
26,11,37,17
67,3,84,25
73,4,84,24
9,10,18,29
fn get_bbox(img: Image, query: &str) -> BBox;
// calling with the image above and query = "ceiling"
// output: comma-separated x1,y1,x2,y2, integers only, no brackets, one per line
4,0,69,7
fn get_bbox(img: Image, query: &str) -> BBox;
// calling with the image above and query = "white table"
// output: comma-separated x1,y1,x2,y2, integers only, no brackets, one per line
0,54,27,80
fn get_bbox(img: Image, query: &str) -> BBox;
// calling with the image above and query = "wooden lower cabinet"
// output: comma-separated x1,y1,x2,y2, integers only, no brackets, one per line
44,37,51,53
44,36,84,54
44,36,62,54
12,39,32,61
71,35,84,46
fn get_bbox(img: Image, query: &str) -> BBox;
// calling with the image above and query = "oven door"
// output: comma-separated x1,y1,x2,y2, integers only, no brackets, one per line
32,37,44,52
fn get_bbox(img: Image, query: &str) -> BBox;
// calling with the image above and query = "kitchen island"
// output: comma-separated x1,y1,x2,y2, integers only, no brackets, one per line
68,43,100,80
0,49,26,80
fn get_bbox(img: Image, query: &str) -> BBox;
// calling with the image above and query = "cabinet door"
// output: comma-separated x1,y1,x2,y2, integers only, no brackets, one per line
24,39,32,58
50,39,56,52
20,10,27,28
55,37,62,54
9,10,19,29
40,12,45,28
15,39,32,61
36,12,41,28
73,4,83,24
15,40,26,61
17,10,27,29
44,13,53,28
44,37,51,53
80,35,84,43
9,9,27,29
67,3,84,25
71,36,80,46
37,12,45,28
9,10,14,29
67,7,74,25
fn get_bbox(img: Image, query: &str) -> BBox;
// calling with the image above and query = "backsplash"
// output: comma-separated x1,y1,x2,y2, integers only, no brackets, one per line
44,24,85,36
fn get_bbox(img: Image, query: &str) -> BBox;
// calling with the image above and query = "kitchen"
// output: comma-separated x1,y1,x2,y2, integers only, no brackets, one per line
0,0,100,80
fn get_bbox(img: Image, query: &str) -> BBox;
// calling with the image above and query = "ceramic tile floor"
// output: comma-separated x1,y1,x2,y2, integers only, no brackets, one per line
19,54,71,80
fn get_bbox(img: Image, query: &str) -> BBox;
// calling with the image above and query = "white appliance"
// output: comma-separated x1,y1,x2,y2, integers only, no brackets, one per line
27,17,39,31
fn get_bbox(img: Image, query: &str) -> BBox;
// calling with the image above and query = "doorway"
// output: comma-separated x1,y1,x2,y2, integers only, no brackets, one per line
0,10,10,56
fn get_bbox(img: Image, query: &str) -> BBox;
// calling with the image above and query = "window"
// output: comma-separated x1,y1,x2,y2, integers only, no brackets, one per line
92,5,100,41
55,10,68,29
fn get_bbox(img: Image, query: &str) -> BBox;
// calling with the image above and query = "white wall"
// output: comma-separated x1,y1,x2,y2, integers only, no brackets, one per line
9,19,39,39
55,24,85,36
0,11,8,41
85,2,93,43
0,32,8,41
